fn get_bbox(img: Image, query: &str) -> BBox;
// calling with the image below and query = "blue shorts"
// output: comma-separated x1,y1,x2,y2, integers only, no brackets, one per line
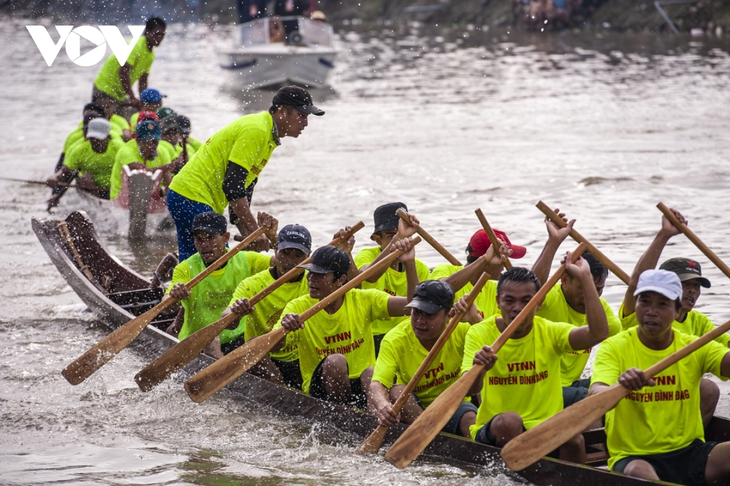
166,189,215,261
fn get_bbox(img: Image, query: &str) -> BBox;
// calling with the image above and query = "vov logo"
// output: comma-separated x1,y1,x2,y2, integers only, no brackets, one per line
26,25,145,67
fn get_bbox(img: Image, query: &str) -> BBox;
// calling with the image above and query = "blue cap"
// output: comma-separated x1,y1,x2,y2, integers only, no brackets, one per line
136,120,161,142
140,88,165,104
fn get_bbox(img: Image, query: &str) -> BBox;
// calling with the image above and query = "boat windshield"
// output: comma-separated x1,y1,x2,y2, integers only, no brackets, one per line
237,16,334,47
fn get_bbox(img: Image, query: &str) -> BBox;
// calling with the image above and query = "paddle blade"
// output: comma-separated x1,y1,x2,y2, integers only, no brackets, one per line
384,365,482,468
356,425,390,455
185,327,287,403
501,383,628,471
61,304,164,385
134,315,236,392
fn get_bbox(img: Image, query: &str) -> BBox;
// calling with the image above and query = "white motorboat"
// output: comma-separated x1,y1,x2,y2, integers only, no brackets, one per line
219,16,337,89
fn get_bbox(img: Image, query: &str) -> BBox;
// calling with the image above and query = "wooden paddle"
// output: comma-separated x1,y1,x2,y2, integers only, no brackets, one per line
396,208,462,266
536,200,630,285
657,202,730,280
0,176,78,188
356,271,491,455
384,243,588,469
501,316,730,471
185,236,423,403
133,222,365,392
61,226,268,386
475,208,513,269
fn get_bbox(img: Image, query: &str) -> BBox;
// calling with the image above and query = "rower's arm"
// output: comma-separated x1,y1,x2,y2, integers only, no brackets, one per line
531,209,574,286
119,63,138,103
385,239,419,316
588,381,609,396
720,352,730,378
47,165,76,187
359,215,418,283
622,208,686,317
138,73,149,94
467,345,498,396
567,255,609,350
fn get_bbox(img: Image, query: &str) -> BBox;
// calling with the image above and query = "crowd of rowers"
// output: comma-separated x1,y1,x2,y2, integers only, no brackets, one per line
158,200,730,485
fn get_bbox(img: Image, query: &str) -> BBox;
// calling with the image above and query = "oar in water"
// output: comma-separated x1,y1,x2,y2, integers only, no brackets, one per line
61,226,269,386
185,236,423,404
536,200,630,285
133,222,365,392
501,316,730,471
0,176,78,188
657,202,730,280
383,243,587,469
355,271,491,455
396,208,462,266
475,208,512,269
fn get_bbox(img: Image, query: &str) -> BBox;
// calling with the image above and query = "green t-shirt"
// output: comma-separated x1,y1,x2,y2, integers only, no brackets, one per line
167,250,272,344
620,304,730,347
109,139,172,199
168,112,278,214
64,137,124,188
229,268,309,362
372,319,472,408
536,283,621,386
63,128,85,154
188,136,202,151
354,247,431,336
273,288,391,394
429,263,500,320
110,114,131,131
462,315,574,438
94,35,155,101
592,329,728,470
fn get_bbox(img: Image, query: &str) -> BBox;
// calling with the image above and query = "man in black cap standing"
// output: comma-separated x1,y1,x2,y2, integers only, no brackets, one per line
370,280,480,437
167,85,324,261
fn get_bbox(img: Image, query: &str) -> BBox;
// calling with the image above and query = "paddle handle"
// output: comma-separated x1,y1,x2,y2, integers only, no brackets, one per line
475,208,512,269
657,202,730,280
536,201,630,285
396,208,462,266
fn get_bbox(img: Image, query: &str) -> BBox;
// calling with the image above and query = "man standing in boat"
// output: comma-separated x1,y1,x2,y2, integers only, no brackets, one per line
167,86,324,260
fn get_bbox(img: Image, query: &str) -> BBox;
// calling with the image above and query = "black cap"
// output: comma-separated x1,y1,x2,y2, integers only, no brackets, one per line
405,280,455,315
277,224,312,254
192,212,228,235
272,86,325,116
659,257,711,288
298,246,350,275
373,202,407,235
174,115,191,134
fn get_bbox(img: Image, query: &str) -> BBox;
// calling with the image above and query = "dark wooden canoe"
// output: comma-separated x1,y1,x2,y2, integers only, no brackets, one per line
34,211,726,486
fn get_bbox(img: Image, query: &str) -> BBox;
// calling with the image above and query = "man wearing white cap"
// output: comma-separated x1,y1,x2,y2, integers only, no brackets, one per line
47,117,123,200
590,269,730,485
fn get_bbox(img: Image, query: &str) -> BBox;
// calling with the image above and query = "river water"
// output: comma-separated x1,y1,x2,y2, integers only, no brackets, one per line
1,17,730,485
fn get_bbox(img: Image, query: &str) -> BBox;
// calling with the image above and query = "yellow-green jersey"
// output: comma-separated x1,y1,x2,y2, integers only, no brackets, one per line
167,250,272,344
462,315,574,439
93,36,155,101
536,283,621,386
229,268,309,362
354,247,430,336
63,128,85,155
158,140,179,161
429,263,500,320
109,139,172,199
273,288,391,394
110,114,131,132
620,303,730,347
592,328,728,470
168,112,278,214
372,319,472,408
64,138,124,188
188,136,202,151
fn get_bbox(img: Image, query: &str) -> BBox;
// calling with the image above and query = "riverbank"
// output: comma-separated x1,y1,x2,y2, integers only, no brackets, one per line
3,0,730,34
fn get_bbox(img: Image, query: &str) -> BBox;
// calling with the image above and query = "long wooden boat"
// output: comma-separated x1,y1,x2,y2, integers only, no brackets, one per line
33,211,730,486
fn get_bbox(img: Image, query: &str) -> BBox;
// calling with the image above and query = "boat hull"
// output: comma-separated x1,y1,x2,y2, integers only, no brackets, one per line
220,48,336,89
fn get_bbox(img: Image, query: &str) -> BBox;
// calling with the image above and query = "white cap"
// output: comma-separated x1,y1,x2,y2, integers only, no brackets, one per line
86,118,111,140
634,269,683,301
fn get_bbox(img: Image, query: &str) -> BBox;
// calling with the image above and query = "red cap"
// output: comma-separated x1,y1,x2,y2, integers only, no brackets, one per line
468,229,526,259
137,111,160,123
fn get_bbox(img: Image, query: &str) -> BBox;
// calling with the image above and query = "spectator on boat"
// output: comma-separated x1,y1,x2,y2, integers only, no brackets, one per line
618,208,726,428
92,17,166,116
530,208,621,408
354,203,430,355
129,88,165,132
224,223,315,388
590,269,730,484
164,211,275,357
47,118,123,201
464,264,608,463
310,10,327,22
166,85,324,261
274,0,310,42
272,239,418,408
430,228,526,321
109,120,172,200
370,280,478,438
237,0,267,23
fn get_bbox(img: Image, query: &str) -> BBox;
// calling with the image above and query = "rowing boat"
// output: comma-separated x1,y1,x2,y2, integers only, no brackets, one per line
33,211,730,486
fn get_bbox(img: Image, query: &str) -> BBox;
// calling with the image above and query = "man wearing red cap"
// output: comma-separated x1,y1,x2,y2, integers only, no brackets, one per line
531,208,621,407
